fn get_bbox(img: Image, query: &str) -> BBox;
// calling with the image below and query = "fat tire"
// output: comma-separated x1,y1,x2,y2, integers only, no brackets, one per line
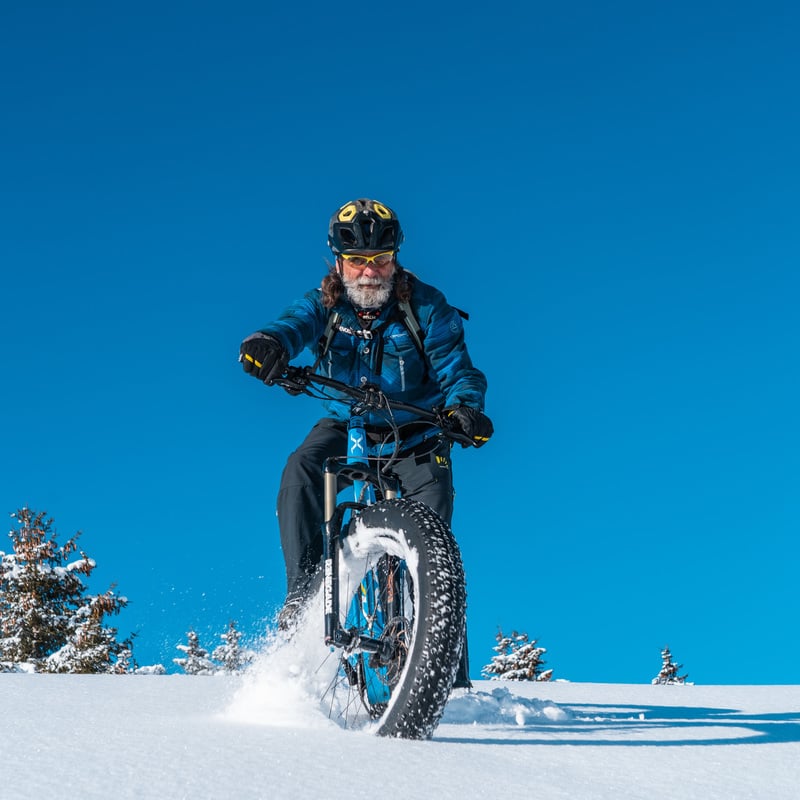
343,498,466,739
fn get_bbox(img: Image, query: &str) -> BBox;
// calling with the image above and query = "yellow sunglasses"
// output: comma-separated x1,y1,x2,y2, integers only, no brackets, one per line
339,251,395,268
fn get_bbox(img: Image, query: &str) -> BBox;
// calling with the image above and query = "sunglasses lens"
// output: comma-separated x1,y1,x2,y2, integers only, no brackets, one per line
342,252,394,267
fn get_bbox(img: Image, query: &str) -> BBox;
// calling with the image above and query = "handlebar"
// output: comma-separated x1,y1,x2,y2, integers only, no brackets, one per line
271,365,476,448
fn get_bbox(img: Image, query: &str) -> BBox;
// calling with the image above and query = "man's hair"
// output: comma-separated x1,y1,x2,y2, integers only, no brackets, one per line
321,262,412,309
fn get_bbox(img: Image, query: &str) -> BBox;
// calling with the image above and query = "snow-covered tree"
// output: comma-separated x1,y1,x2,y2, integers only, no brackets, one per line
652,645,689,685
112,634,137,674
482,629,553,682
174,630,218,675
212,620,255,673
45,589,130,674
0,508,131,673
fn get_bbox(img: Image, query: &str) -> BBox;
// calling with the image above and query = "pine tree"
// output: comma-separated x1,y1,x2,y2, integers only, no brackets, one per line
113,634,137,674
45,589,129,674
174,630,218,675
652,645,689,685
211,620,255,673
482,629,553,681
0,508,131,672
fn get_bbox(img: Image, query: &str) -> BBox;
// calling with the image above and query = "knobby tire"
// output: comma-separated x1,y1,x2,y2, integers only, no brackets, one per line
332,498,466,740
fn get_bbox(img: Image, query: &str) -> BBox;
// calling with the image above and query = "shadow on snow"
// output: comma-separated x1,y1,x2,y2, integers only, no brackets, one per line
436,701,800,748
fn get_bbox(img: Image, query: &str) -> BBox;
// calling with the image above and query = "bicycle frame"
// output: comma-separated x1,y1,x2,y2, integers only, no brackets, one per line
272,365,472,658
321,412,401,655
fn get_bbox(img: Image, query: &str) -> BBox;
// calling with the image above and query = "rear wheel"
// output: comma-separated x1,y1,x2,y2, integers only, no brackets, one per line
324,498,466,739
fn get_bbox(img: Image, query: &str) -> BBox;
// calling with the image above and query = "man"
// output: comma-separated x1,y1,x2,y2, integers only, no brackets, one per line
240,198,492,685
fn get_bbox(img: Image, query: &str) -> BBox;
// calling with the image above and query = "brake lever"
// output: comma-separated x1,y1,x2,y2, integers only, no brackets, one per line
273,365,311,396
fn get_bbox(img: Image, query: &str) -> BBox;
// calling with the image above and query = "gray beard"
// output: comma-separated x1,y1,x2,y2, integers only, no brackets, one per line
342,274,394,309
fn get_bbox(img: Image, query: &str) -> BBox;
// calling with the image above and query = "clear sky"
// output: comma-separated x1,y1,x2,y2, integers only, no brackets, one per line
2,0,798,683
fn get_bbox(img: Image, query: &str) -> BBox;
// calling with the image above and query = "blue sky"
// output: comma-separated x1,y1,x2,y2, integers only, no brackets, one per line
2,0,798,683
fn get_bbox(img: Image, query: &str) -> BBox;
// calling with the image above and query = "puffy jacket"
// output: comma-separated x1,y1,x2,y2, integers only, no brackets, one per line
257,273,488,426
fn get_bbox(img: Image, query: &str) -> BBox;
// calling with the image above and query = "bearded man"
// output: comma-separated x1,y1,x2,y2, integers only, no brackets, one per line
239,198,492,686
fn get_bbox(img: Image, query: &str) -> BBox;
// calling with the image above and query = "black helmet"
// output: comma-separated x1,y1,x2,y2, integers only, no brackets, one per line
328,198,404,254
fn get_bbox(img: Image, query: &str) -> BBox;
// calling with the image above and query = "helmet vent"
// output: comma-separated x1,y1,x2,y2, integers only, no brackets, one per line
328,198,402,254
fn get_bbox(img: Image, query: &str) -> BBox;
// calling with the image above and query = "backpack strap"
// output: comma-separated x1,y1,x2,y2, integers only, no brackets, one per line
397,299,425,357
312,310,341,371
395,301,467,356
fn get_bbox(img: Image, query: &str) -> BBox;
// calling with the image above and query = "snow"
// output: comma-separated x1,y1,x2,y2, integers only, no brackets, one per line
2,641,800,799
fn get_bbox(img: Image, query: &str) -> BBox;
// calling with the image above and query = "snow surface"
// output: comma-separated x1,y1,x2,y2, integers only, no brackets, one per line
3,627,800,800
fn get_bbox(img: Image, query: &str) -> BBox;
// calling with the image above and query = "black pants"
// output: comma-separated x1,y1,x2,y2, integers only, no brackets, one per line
276,417,471,687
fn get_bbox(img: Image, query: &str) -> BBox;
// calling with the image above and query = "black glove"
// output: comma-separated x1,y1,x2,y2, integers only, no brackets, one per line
239,333,288,384
445,405,494,447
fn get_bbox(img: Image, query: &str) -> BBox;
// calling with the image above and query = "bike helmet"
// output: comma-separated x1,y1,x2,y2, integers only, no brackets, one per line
328,198,404,254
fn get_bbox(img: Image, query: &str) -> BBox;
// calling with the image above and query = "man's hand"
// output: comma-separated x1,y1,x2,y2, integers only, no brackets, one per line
239,333,288,384
446,405,494,447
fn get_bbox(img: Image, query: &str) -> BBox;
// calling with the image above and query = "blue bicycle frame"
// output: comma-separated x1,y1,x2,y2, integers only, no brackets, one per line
321,412,401,655
274,366,467,701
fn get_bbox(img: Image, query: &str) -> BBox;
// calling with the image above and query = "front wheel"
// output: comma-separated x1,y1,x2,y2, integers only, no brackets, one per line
329,498,466,739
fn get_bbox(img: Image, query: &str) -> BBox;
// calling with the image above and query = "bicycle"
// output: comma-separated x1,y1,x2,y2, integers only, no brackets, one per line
271,364,475,739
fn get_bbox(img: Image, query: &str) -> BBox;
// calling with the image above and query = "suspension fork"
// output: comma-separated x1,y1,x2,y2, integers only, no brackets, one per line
322,498,359,648
323,414,373,648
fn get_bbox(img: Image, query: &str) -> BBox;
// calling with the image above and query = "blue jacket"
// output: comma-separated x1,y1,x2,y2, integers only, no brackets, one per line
258,273,488,427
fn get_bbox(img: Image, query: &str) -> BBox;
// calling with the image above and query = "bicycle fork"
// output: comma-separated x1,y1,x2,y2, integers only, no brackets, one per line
322,414,399,656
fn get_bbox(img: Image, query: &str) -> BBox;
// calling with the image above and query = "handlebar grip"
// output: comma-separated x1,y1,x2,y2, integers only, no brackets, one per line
438,422,480,448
